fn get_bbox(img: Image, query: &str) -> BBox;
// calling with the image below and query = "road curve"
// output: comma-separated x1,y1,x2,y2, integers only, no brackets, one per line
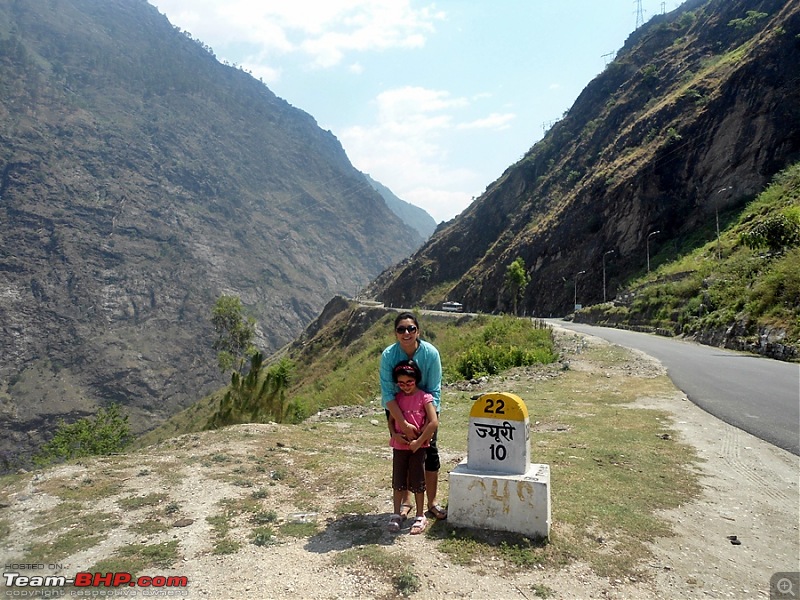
548,320,800,456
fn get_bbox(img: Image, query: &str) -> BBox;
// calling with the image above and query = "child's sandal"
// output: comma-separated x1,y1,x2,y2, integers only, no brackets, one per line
410,515,428,535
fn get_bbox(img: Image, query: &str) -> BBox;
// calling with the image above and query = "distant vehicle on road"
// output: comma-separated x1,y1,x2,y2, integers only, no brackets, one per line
441,301,464,313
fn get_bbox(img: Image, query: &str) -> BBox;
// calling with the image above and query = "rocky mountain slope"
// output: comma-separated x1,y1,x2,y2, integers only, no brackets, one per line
366,0,800,316
0,0,423,468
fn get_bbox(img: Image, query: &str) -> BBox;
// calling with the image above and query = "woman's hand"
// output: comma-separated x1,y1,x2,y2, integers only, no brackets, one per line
400,421,419,439
392,431,410,445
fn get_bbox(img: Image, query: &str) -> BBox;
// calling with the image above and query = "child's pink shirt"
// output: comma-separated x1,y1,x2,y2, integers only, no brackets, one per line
390,389,434,450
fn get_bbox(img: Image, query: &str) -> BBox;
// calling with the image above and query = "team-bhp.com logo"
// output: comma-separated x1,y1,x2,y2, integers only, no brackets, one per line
3,571,188,590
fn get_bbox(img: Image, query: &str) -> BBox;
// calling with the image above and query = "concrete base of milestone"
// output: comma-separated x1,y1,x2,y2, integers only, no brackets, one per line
447,461,551,539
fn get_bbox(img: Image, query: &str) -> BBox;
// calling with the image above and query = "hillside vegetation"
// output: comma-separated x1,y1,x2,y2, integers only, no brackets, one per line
144,158,800,448
577,162,800,359
136,308,557,446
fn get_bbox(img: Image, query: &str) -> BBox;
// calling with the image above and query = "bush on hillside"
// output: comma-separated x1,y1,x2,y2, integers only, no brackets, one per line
34,403,132,466
207,353,293,428
452,317,557,379
740,213,800,253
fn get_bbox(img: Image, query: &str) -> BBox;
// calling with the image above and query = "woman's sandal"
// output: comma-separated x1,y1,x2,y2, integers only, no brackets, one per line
387,514,402,533
410,515,428,535
399,503,413,521
427,504,448,520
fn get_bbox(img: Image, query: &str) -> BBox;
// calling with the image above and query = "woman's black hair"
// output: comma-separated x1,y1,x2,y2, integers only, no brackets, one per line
392,359,422,383
393,311,419,329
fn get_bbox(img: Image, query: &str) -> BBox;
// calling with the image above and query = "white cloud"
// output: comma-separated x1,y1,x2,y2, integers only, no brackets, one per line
457,112,516,131
340,85,490,222
153,0,444,73
376,86,468,122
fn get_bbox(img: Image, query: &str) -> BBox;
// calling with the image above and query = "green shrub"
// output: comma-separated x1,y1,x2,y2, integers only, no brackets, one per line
746,249,800,318
393,567,421,597
34,404,131,466
728,11,768,30
207,354,293,428
251,526,275,546
641,64,659,87
740,213,800,253
455,345,557,380
453,318,557,379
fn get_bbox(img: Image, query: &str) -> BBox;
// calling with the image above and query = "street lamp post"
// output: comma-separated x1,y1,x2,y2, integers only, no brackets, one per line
602,250,615,303
716,186,731,260
574,270,586,311
647,230,660,273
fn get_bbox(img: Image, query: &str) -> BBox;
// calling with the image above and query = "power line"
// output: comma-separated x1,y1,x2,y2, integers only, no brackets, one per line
634,0,645,28
541,119,560,134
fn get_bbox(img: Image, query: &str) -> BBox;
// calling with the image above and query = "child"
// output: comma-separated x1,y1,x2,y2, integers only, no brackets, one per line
387,360,439,534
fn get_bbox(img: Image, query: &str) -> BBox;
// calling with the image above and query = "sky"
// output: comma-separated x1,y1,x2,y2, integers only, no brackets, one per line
149,0,685,223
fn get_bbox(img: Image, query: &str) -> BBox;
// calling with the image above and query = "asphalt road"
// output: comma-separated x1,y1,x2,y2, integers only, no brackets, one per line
549,320,800,456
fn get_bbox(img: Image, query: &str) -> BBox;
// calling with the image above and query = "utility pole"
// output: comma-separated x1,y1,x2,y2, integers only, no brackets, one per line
574,270,586,312
647,230,660,273
716,187,731,260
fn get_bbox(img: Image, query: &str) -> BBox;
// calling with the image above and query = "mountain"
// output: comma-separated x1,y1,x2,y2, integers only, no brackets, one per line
363,173,437,240
364,0,800,316
0,0,422,468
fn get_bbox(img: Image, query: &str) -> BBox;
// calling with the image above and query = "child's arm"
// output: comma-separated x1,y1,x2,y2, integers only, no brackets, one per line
386,398,418,438
409,398,438,452
388,413,410,445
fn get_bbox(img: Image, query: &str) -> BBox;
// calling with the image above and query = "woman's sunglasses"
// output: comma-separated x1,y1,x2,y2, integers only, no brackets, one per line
396,325,418,334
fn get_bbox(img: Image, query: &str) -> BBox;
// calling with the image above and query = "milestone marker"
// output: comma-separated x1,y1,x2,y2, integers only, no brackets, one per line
448,392,551,539
467,392,530,474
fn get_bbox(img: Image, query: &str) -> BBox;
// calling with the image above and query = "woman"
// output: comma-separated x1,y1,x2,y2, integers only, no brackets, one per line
380,311,447,520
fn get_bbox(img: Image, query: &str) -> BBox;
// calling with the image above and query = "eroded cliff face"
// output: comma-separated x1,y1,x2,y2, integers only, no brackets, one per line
0,0,420,468
368,0,799,316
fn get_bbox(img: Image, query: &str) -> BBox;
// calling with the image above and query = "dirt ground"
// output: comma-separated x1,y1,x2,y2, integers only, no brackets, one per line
1,325,798,599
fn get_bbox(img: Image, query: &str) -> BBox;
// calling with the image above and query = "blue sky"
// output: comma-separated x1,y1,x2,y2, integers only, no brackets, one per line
150,1,686,223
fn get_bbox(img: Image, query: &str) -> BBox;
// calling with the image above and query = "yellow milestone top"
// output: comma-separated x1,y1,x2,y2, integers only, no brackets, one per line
469,392,528,421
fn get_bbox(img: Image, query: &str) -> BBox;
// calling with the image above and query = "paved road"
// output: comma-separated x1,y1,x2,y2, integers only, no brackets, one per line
549,320,800,456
